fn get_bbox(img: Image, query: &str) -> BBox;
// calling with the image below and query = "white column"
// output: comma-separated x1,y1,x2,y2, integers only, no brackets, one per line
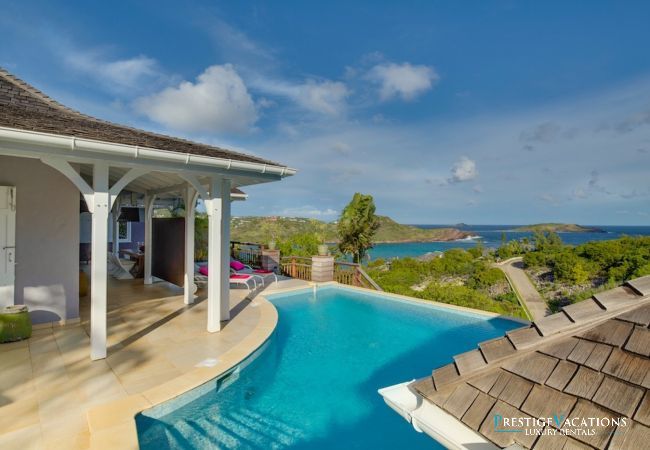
90,163,109,360
143,194,155,284
220,179,231,321
111,207,120,257
206,177,224,332
184,186,198,304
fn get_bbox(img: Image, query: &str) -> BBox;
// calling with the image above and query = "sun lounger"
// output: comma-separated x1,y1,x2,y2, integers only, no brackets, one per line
194,265,258,292
230,260,278,286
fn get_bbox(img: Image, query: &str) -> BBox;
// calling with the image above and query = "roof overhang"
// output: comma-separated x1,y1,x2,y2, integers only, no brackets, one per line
378,381,497,450
0,126,296,188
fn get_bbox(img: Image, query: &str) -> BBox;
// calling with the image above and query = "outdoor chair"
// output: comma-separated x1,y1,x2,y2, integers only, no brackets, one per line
230,259,278,286
194,265,258,293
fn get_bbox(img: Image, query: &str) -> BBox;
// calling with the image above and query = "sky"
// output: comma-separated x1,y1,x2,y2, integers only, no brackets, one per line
1,0,649,225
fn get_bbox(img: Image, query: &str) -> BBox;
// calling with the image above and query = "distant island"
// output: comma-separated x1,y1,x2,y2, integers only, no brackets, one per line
512,223,605,233
230,215,472,244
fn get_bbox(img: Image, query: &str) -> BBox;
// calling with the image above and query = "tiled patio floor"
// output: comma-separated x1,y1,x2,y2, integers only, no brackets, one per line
0,275,307,449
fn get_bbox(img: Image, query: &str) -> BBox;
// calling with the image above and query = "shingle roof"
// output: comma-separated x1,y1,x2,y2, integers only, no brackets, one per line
411,275,650,450
0,68,282,167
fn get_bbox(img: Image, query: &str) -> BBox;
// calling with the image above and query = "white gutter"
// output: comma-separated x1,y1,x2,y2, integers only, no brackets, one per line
378,381,498,450
0,126,297,178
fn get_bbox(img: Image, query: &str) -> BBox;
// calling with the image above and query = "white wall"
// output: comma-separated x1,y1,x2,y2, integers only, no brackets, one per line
0,155,79,323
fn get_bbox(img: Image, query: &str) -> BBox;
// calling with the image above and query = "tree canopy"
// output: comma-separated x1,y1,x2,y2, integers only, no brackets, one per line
337,193,380,263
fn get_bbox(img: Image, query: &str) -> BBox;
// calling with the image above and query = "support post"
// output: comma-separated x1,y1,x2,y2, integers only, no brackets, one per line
111,207,120,257
220,179,231,321
206,177,225,332
184,186,198,304
143,194,155,284
311,255,334,282
90,163,109,360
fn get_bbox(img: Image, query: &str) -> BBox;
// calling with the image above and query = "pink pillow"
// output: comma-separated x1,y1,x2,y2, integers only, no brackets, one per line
230,260,246,271
230,274,249,279
199,266,209,276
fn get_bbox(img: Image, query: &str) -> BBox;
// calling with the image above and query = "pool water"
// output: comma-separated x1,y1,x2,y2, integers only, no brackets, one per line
137,286,521,449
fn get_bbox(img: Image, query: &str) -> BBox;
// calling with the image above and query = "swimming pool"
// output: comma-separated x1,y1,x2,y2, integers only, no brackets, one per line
136,286,521,449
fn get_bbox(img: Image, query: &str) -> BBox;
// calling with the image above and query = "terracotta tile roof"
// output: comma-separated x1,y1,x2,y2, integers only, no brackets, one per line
410,275,650,449
0,68,284,167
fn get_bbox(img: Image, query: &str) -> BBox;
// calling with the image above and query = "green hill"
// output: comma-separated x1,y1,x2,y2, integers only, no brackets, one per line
513,223,605,233
230,215,471,244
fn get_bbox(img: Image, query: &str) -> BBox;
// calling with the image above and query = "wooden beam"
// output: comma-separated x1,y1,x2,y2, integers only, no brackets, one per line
41,157,95,213
109,167,148,208
143,194,156,285
184,186,199,305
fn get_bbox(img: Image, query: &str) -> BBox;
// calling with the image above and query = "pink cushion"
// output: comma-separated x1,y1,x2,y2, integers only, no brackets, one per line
253,269,273,274
199,266,209,276
230,274,250,280
230,260,246,271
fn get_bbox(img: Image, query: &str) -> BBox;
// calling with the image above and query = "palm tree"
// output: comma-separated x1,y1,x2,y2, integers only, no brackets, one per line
337,193,380,263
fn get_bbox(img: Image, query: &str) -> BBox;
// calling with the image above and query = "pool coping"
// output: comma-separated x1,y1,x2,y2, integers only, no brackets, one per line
86,282,527,449
85,294,279,449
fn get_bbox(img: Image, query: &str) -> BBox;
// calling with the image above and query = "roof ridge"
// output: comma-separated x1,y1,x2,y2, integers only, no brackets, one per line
0,67,284,167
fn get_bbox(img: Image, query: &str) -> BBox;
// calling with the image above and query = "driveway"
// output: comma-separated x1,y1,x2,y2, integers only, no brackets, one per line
495,257,549,321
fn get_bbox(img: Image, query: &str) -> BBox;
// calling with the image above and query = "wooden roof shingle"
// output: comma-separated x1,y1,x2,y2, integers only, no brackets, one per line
405,275,650,450
0,68,286,168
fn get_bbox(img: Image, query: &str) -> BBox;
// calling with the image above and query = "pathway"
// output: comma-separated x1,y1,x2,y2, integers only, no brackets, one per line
495,257,549,321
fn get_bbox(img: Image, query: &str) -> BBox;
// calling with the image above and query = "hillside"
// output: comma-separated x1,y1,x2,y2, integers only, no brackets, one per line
230,215,471,244
513,223,605,233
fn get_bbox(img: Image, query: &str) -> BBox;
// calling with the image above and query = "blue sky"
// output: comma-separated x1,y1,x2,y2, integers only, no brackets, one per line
2,1,649,224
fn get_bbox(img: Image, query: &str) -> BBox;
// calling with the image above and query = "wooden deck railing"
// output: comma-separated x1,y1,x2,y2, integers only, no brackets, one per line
280,256,313,281
279,256,381,291
334,261,383,291
230,241,263,268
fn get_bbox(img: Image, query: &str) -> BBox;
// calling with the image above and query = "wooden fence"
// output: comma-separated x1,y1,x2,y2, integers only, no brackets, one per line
280,256,312,281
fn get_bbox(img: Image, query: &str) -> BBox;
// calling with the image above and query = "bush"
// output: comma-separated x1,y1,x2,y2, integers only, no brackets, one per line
277,233,321,257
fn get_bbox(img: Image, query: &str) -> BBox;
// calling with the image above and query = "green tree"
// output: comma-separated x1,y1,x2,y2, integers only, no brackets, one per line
277,233,321,257
337,193,380,263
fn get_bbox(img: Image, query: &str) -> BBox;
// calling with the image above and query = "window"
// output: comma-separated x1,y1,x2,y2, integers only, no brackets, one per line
118,222,131,243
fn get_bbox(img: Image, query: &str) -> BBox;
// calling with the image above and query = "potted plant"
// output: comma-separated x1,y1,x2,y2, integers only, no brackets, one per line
318,243,329,256
267,240,277,251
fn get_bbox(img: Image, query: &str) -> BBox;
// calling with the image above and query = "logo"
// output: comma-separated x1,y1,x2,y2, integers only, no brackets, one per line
493,413,628,438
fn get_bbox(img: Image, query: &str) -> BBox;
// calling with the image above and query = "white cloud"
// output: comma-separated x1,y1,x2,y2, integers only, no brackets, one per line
448,156,478,183
63,50,161,93
331,142,351,155
367,62,439,101
134,64,258,133
251,77,349,115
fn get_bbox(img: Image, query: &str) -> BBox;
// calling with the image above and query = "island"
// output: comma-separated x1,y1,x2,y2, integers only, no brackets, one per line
512,223,605,233
230,215,473,244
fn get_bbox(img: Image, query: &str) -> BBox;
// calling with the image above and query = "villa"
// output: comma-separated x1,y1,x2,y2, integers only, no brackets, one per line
0,67,295,359
0,68,300,448
1,67,649,450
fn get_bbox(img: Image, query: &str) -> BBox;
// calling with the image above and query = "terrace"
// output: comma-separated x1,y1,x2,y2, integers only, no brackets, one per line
0,274,308,449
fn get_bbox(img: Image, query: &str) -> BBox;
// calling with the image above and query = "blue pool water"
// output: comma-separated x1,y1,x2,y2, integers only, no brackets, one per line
137,286,521,449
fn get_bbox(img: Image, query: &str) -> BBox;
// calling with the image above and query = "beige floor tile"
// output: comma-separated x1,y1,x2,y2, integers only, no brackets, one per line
0,392,40,434
0,339,29,353
0,275,300,449
43,430,90,450
0,424,44,450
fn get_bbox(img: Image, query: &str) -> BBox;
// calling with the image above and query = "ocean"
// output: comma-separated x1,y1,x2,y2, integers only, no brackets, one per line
367,225,650,261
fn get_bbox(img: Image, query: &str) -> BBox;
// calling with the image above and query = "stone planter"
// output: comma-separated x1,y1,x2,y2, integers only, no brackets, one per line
0,305,32,343
318,244,329,256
